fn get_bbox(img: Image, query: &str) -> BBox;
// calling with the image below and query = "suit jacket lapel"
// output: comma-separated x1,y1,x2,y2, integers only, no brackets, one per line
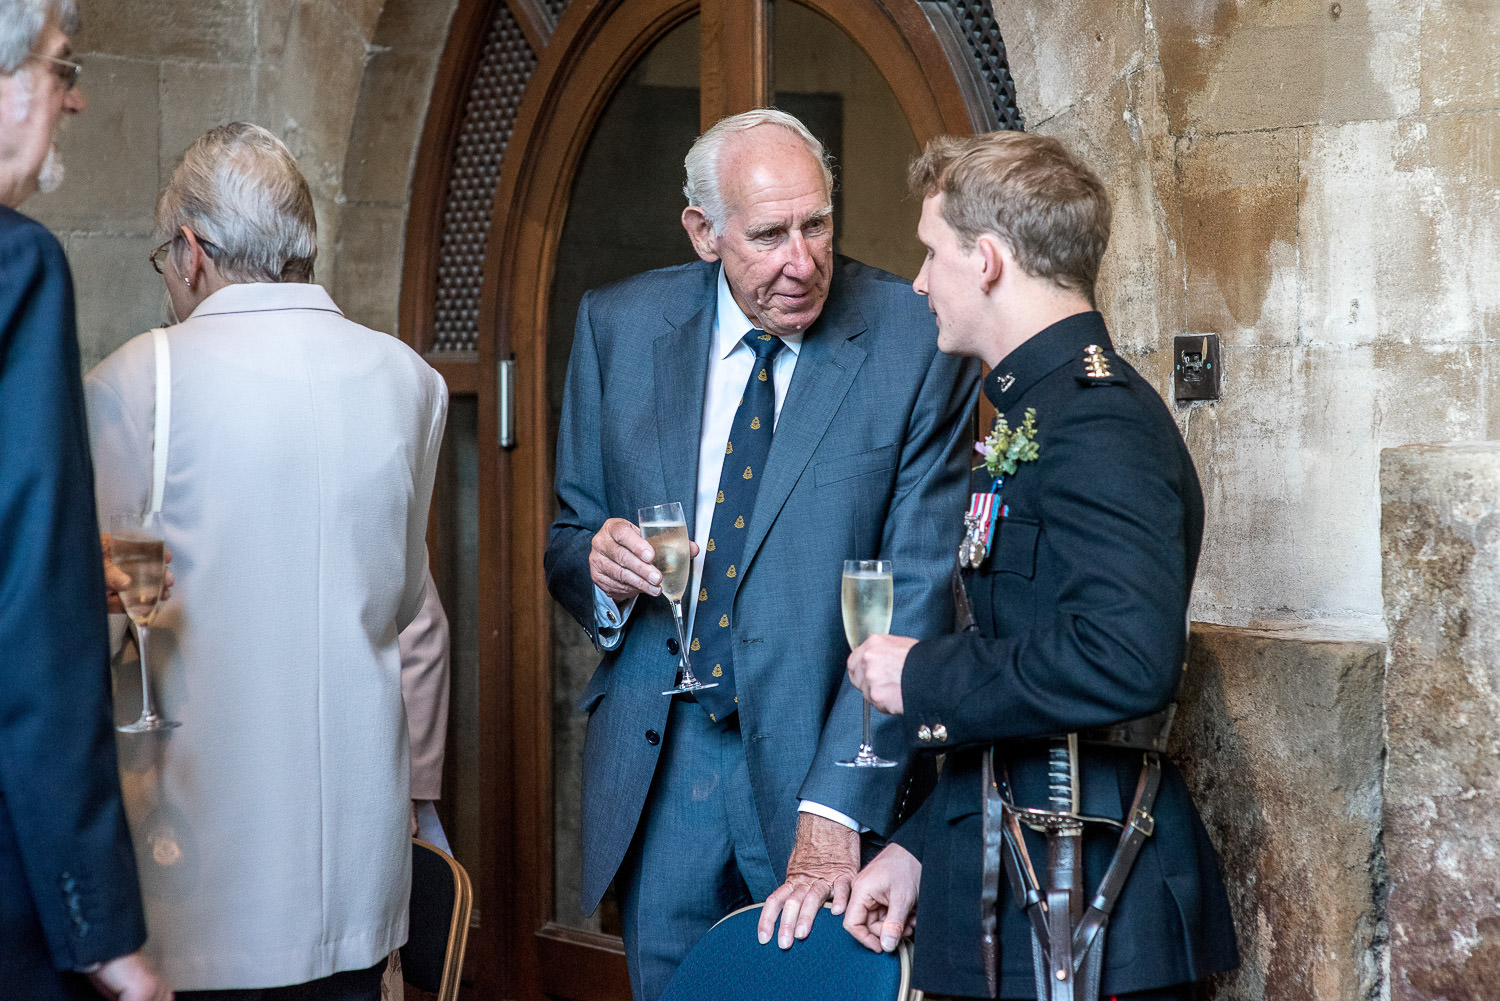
740,299,868,570
654,301,714,535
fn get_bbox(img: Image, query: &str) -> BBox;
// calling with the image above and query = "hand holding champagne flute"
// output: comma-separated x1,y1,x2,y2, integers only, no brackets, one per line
638,502,717,696
837,559,896,767
108,512,180,733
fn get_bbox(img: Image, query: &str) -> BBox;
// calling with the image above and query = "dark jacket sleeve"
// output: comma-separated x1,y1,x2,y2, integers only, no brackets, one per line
544,288,608,645
0,212,147,970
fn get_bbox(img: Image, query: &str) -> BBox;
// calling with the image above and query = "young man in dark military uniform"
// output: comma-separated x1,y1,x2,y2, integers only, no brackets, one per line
841,131,1239,1001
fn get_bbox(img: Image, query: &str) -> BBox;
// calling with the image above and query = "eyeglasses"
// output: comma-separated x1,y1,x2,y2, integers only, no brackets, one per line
150,235,220,275
30,51,82,91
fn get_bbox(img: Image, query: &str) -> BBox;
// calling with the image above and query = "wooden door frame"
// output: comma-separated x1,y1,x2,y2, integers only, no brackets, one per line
401,1,994,997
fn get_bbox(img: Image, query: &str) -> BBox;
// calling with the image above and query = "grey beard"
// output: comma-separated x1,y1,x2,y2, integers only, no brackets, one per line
36,145,64,194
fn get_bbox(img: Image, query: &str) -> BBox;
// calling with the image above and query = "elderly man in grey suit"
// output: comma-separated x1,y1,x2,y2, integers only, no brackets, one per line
545,108,978,1001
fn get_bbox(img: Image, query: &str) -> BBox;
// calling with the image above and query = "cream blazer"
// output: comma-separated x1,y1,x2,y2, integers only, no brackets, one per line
85,282,447,990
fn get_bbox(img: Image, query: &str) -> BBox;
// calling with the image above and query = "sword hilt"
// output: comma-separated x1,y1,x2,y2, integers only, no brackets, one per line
1048,740,1073,814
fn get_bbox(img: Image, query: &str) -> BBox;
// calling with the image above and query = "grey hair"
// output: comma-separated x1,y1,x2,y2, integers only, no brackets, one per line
682,108,833,233
0,0,79,74
157,122,317,284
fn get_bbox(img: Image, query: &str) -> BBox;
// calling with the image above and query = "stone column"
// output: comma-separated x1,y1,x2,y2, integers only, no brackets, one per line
1381,442,1500,1000
1176,623,1385,1001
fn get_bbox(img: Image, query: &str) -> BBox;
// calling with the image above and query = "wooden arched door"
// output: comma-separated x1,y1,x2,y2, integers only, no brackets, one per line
401,2,1020,997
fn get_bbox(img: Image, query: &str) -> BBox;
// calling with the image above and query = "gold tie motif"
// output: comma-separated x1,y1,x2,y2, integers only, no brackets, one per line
691,637,700,651
694,331,783,722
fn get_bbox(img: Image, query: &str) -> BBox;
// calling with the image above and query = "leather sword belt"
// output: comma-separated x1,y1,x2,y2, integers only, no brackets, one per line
1078,704,1175,753
979,731,1168,1001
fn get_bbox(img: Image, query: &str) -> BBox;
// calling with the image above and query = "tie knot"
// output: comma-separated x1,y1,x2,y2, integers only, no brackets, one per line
744,331,786,361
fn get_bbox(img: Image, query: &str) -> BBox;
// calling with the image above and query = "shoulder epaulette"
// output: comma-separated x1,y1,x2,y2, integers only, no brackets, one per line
1076,344,1127,386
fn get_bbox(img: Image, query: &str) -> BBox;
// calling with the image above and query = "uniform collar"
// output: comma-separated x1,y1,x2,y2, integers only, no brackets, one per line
984,310,1111,410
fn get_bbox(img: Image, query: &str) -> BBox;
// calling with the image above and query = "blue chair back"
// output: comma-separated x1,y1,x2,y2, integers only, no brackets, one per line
659,902,917,1001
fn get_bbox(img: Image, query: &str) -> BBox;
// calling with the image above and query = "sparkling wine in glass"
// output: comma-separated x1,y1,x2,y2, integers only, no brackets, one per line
109,513,180,733
837,559,896,767
637,502,717,696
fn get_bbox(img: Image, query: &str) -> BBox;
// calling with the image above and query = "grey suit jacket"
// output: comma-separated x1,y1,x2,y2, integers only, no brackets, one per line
545,257,978,913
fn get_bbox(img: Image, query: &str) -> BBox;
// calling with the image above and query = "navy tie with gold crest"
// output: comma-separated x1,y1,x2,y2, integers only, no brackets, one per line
691,331,786,723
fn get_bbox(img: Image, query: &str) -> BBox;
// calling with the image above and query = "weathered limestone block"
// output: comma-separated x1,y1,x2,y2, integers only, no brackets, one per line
1381,442,1500,1001
1152,0,1420,135
1175,622,1385,1001
1176,130,1300,345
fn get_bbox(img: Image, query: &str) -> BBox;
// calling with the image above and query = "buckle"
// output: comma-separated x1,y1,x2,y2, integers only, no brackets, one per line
1128,805,1155,837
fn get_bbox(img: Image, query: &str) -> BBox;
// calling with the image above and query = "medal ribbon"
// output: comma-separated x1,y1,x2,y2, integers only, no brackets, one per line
966,478,1005,560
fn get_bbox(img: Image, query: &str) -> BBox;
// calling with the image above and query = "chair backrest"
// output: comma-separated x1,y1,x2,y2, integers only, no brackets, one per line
658,902,920,1001
402,838,473,1001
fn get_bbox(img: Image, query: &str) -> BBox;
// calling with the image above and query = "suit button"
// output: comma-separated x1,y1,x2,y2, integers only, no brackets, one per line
666,638,679,655
933,724,948,743
917,725,932,743
645,730,660,745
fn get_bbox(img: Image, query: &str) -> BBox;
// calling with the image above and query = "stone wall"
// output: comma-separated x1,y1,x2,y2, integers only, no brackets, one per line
1177,623,1387,1001
990,3,1498,1000
25,0,455,369
994,0,1500,632
1381,444,1500,1001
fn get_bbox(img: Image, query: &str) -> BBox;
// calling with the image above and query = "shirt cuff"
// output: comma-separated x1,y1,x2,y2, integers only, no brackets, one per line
592,586,636,651
798,800,868,834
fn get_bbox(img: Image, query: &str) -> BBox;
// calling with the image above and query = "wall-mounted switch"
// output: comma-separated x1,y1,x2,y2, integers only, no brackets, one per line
1174,333,1221,402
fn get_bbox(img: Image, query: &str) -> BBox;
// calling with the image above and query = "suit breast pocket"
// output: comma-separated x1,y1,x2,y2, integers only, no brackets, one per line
981,516,1039,579
814,442,899,487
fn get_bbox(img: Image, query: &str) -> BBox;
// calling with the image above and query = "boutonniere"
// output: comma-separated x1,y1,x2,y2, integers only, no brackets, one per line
975,407,1040,477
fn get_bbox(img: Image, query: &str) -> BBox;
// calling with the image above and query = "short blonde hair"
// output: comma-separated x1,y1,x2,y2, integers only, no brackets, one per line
910,131,1110,304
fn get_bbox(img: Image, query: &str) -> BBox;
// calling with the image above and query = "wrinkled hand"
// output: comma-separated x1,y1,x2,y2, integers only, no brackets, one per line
87,950,172,1001
846,634,916,716
843,842,921,954
100,536,174,615
589,518,698,603
757,813,860,949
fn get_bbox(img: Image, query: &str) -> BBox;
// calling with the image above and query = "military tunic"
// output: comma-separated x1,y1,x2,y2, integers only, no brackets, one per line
892,312,1238,998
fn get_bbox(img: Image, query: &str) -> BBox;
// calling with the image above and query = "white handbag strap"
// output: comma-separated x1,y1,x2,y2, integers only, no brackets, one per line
150,327,170,515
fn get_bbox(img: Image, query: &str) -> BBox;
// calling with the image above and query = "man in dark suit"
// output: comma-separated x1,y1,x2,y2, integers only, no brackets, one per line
0,3,168,998
546,109,977,1001
844,132,1238,1000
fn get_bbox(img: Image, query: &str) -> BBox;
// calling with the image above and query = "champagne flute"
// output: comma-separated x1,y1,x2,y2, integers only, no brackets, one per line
108,512,180,733
838,559,896,767
637,502,717,696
